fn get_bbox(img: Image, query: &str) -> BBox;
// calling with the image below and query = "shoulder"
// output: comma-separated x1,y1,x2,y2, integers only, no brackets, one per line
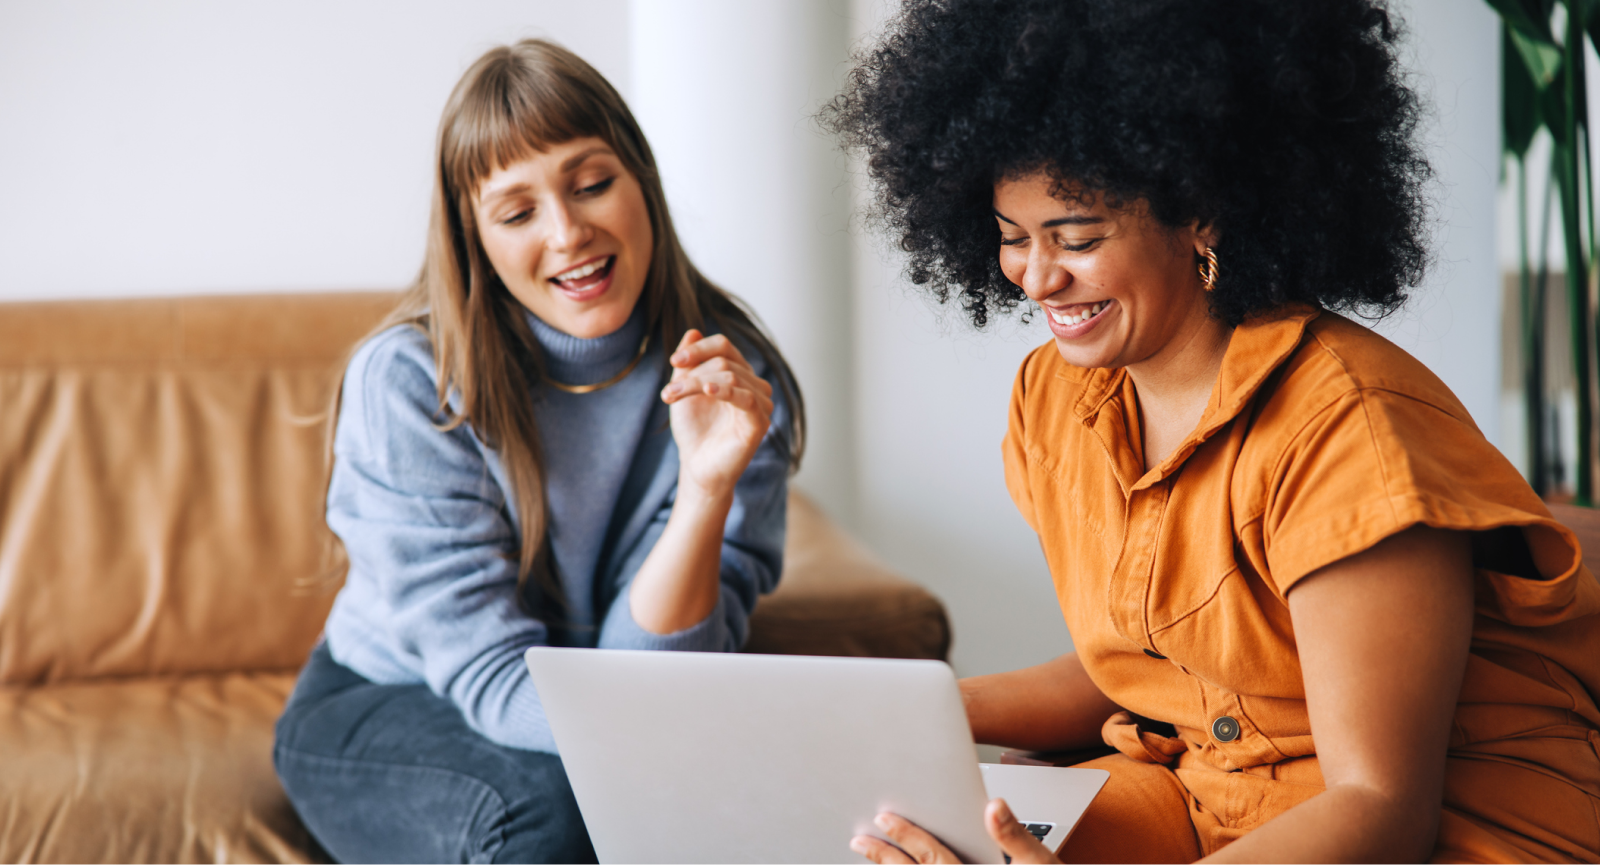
342,323,441,419
336,323,472,460
1272,312,1477,431
346,323,436,392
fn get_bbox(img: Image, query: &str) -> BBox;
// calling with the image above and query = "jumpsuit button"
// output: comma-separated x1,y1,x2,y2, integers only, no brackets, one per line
1212,716,1241,742
1143,648,1167,659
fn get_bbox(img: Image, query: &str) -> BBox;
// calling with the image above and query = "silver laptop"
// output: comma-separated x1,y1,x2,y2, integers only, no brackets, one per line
524,647,1108,864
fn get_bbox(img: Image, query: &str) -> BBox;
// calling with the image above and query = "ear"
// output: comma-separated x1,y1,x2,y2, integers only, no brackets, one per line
1192,219,1221,254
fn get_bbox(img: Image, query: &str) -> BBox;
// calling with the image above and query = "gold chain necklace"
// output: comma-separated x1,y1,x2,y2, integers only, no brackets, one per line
542,334,650,395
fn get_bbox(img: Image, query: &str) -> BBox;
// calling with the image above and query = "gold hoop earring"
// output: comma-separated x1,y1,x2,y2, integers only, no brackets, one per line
1197,247,1219,292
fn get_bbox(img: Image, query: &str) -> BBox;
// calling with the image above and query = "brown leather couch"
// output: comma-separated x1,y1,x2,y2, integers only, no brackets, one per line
0,293,950,864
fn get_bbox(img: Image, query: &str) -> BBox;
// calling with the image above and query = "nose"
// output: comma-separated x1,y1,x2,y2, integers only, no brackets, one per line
545,201,593,254
1022,245,1069,303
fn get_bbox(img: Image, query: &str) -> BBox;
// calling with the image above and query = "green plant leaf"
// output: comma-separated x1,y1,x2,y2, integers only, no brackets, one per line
1486,0,1558,42
1505,24,1545,156
1511,25,1565,87
1542,64,1573,144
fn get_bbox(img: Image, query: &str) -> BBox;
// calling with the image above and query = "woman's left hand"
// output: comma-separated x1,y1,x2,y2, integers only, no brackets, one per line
850,799,1061,864
660,329,774,500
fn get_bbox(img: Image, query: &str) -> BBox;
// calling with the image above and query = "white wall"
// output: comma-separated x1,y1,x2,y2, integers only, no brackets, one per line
0,0,628,299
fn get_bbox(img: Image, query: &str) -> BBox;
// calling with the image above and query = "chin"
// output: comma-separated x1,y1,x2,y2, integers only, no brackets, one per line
565,297,640,339
1053,339,1116,370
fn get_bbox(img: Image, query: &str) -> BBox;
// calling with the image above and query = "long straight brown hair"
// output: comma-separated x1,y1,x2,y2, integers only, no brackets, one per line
333,39,804,608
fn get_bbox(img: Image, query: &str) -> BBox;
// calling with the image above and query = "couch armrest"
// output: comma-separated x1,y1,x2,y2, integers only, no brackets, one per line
744,491,951,660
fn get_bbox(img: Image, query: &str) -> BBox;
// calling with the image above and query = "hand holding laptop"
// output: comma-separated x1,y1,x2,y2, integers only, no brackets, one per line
851,798,1060,864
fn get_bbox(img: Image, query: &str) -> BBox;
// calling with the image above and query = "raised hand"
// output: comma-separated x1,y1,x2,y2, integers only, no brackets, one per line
659,329,775,501
849,799,1060,865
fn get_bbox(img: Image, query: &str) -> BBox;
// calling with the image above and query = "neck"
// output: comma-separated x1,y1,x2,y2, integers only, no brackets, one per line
525,302,648,387
1125,305,1233,471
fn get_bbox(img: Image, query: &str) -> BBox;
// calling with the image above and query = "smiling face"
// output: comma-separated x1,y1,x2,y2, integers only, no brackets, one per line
474,136,654,339
994,172,1221,374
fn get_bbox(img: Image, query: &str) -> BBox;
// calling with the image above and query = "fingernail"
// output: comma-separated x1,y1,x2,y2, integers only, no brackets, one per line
662,384,679,397
874,814,892,830
849,838,869,854
995,799,1014,821
705,382,719,395
671,352,687,364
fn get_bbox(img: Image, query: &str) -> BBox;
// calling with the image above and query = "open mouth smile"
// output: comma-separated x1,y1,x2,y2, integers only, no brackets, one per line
1044,299,1113,338
549,256,616,300
1048,300,1108,326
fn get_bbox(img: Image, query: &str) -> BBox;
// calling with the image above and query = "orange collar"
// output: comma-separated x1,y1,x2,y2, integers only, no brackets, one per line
1066,304,1322,490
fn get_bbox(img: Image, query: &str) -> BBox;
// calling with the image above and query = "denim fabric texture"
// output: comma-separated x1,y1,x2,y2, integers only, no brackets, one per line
275,643,599,864
319,302,791,752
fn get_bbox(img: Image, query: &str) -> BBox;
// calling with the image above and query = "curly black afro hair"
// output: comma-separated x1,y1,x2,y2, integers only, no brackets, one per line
825,0,1432,328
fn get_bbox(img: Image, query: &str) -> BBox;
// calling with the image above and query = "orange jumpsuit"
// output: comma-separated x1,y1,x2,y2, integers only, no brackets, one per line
1002,306,1600,863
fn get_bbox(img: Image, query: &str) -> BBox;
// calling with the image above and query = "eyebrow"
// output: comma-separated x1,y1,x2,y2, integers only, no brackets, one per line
481,182,530,204
480,146,617,203
560,145,613,173
993,209,1104,227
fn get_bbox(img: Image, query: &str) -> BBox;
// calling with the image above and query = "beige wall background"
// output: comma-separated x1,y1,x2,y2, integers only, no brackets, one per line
0,0,1501,684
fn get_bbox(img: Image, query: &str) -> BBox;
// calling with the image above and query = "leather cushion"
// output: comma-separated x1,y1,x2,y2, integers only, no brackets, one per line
0,673,318,864
0,294,396,685
747,492,951,660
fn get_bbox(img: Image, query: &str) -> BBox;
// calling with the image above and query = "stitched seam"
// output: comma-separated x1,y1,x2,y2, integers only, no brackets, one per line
1149,566,1242,634
1535,653,1581,712
1141,483,1173,640
1025,440,1109,540
1354,388,1402,529
1261,396,1346,507
1447,747,1600,799
1232,695,1293,764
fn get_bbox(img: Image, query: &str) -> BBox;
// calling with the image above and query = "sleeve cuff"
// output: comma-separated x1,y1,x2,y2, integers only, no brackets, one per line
597,584,728,652
467,673,559,754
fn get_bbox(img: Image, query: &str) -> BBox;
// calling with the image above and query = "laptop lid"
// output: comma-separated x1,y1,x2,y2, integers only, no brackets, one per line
525,647,1002,864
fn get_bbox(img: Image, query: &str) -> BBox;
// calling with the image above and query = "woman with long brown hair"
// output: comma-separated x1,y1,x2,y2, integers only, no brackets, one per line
272,40,802,863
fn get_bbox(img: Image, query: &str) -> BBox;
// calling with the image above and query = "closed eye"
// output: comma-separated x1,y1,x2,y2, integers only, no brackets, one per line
500,209,533,226
580,177,615,196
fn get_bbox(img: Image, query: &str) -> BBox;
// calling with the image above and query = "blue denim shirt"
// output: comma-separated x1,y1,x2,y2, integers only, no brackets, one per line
321,305,790,752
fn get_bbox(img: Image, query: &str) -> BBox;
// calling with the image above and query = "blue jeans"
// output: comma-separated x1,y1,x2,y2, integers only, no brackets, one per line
273,643,597,864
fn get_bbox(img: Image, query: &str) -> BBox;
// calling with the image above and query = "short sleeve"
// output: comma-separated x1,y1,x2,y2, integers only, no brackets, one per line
1262,386,1580,604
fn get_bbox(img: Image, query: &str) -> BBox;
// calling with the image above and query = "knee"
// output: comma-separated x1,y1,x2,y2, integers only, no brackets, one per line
1057,754,1200,864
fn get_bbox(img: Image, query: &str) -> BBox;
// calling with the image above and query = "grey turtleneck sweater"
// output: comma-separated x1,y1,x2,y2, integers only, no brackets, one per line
321,303,791,752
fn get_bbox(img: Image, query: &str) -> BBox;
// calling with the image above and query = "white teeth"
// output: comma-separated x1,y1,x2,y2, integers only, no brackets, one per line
554,258,607,282
1049,300,1107,326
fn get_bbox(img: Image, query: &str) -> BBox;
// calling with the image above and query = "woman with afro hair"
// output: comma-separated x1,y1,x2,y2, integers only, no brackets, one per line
829,1,1600,862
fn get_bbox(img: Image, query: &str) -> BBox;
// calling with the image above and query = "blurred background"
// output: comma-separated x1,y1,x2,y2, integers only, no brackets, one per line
0,0,1507,684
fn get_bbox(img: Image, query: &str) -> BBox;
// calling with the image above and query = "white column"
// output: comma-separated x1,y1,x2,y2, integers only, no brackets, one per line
629,0,857,520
